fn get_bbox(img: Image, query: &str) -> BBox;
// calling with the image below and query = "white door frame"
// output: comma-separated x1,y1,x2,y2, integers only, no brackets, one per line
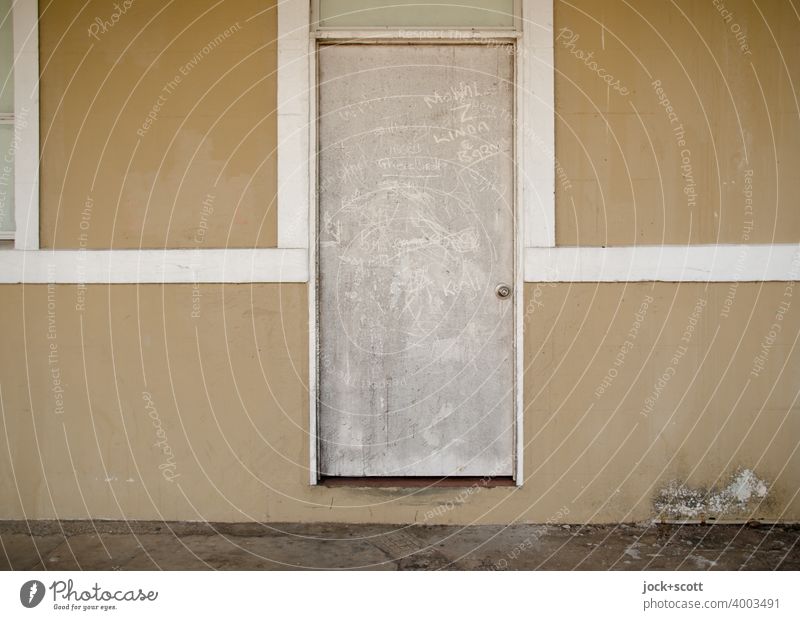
294,1,552,485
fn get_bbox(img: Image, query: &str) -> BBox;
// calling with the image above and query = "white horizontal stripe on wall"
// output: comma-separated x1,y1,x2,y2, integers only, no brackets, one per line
525,245,800,282
0,249,309,283
3,245,800,284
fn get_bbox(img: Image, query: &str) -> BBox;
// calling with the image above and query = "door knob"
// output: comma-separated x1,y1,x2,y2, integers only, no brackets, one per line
495,283,512,299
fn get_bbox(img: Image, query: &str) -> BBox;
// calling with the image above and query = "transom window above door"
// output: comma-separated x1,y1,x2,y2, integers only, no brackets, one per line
313,0,520,30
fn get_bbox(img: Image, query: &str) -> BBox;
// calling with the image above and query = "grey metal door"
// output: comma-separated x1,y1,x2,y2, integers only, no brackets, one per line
317,44,515,477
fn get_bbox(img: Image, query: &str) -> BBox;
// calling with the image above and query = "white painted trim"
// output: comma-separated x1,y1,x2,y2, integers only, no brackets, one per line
277,0,311,249
511,0,555,484
278,0,319,483
6,245,796,284
524,245,800,282
521,0,555,248
0,249,309,283
513,33,525,486
12,0,39,250
307,32,319,485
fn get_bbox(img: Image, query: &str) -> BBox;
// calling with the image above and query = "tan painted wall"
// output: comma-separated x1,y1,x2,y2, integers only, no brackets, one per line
0,283,796,523
37,1,799,249
39,0,278,248
555,0,800,245
1,2,795,524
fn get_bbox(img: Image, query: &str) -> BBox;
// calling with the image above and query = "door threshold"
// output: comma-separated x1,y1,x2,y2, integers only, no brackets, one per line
321,476,515,488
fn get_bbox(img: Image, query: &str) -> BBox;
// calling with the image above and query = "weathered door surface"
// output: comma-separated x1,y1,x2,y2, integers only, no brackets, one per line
317,44,515,477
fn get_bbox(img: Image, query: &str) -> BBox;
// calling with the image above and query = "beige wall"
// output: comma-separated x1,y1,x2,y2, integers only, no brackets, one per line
0,1,796,524
0,283,796,523
38,0,799,248
555,0,800,245
39,0,278,248
36,0,800,248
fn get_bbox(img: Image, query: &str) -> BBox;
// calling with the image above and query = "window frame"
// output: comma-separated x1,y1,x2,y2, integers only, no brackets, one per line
1,0,38,247
11,0,38,250
0,0,307,283
0,0,13,239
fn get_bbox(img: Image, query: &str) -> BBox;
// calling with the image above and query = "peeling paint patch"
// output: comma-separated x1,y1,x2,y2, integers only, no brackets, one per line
654,469,770,520
688,554,717,569
624,542,641,560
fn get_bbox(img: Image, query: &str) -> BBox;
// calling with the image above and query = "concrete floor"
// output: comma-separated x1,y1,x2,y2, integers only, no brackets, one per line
1,521,797,570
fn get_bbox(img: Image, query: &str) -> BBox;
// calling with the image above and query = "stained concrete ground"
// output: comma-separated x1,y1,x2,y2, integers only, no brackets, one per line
1,521,797,570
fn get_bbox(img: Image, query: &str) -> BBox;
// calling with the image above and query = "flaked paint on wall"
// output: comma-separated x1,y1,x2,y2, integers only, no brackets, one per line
654,469,771,520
